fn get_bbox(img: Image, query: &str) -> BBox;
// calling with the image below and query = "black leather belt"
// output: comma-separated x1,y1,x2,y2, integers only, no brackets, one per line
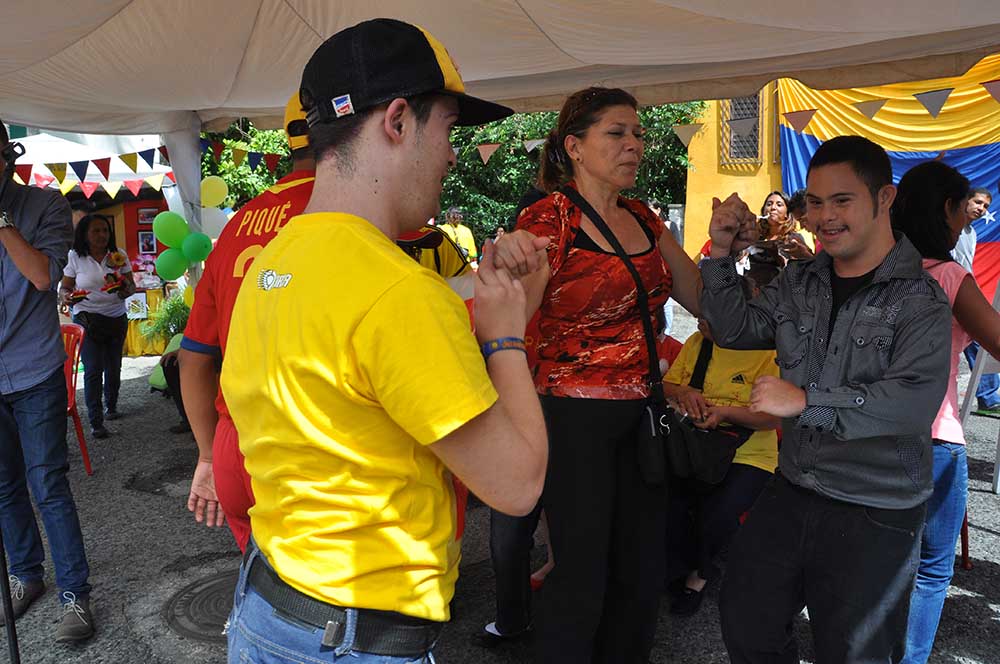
245,552,441,657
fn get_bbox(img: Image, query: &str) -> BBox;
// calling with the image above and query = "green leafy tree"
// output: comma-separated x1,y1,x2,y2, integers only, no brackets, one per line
201,120,292,209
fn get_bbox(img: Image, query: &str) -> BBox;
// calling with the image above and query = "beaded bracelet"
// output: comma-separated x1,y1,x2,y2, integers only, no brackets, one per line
481,337,527,359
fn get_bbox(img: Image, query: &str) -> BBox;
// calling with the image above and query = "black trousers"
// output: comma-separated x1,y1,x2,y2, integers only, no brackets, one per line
719,472,926,664
534,395,667,664
490,503,542,634
161,357,189,425
665,463,771,584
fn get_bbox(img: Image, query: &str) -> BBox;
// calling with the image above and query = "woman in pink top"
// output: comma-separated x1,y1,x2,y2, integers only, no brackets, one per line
891,161,1000,663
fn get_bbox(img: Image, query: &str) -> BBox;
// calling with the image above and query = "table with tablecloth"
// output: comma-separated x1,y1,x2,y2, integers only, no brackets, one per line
124,288,166,357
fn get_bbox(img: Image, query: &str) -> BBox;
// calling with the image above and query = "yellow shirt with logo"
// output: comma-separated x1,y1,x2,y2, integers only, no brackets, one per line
221,212,498,622
439,223,478,260
663,332,778,473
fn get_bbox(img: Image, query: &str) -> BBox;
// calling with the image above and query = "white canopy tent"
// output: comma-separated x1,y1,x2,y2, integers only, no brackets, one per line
4,1,1000,228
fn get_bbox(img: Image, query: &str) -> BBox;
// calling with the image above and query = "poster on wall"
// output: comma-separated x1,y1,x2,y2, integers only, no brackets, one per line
138,230,157,254
137,207,158,225
125,292,148,320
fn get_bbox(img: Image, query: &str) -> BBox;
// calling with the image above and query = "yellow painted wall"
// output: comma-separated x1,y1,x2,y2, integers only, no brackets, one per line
683,86,784,258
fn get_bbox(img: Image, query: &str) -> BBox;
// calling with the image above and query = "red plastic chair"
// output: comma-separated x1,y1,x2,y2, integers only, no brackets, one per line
61,324,92,476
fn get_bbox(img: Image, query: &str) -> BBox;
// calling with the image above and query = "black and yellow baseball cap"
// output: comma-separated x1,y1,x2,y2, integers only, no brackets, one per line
300,19,512,128
283,93,310,152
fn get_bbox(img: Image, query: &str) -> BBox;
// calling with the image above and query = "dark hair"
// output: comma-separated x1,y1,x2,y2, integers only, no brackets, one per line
538,87,638,193
807,135,892,211
890,161,969,261
306,92,438,171
73,214,119,258
969,186,993,200
760,191,789,216
787,189,807,218
0,121,8,147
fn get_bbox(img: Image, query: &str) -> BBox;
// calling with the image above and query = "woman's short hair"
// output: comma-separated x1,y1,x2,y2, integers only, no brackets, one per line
73,214,119,258
891,161,970,261
538,87,638,193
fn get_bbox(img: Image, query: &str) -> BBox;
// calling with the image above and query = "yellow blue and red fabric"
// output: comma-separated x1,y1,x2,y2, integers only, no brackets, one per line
778,54,1000,301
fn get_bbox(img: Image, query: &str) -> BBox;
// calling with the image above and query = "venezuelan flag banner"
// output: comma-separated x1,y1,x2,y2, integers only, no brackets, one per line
779,54,1000,301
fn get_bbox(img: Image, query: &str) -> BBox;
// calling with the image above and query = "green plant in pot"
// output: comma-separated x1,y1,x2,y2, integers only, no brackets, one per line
140,294,190,343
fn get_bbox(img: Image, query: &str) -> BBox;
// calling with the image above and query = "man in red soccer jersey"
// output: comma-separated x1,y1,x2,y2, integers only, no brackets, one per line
179,94,315,550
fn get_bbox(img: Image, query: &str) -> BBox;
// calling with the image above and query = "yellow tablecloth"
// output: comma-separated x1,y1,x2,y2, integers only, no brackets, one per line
125,289,167,357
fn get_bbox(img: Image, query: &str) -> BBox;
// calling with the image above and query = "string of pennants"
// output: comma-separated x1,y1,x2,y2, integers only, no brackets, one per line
12,145,175,200
201,138,284,173
665,79,1000,148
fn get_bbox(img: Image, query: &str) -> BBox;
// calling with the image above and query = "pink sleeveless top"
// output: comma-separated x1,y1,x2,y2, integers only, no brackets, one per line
923,259,972,445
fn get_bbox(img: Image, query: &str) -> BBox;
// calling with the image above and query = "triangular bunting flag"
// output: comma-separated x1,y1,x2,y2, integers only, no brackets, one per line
210,142,225,162
783,109,817,133
199,138,211,156
93,157,112,180
263,153,281,173
671,123,703,148
914,88,953,118
139,149,156,168
13,173,24,185
124,179,144,197
728,117,757,138
165,172,176,184
247,152,263,171
79,181,100,199
59,179,76,195
145,174,165,191
231,148,247,168
69,160,89,182
853,99,887,119
158,145,170,165
45,163,67,183
523,139,545,153
477,143,501,164
120,152,139,173
14,164,32,185
102,181,123,199
33,173,55,189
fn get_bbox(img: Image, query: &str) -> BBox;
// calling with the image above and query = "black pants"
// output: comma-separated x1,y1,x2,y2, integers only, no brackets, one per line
161,356,189,425
665,463,771,584
73,312,127,428
719,472,926,664
490,503,542,634
534,395,667,664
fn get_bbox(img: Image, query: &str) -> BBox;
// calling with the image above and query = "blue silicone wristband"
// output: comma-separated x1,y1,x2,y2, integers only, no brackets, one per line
481,337,527,359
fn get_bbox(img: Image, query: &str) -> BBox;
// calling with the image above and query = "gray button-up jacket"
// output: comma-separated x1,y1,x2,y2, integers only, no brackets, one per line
700,236,951,509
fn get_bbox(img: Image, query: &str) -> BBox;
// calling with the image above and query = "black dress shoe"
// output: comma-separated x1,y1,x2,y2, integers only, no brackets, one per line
104,409,122,420
91,426,109,439
670,587,704,616
473,622,530,649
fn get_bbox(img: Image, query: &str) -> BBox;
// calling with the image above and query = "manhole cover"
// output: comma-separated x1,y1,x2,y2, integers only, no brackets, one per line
164,569,238,643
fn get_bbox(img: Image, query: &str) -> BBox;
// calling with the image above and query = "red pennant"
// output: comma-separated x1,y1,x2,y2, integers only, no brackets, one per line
263,153,281,173
211,141,225,162
93,157,112,180
79,181,100,199
15,164,32,184
165,171,176,183
158,145,170,164
124,179,144,196
33,173,55,189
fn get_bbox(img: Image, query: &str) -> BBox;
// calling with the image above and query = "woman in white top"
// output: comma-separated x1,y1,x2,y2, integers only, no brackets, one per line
891,161,1000,663
59,214,135,438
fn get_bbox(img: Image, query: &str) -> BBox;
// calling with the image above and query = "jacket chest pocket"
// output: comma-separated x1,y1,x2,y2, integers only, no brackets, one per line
846,321,895,383
774,308,812,375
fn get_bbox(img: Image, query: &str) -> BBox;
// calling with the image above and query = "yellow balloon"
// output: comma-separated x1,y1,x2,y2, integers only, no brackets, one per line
200,176,228,208
183,285,195,307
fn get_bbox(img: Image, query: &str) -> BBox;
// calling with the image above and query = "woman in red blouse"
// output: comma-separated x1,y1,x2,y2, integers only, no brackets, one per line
492,87,754,663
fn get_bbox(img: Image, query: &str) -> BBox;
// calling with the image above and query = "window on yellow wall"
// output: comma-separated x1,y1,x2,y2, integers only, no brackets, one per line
720,94,761,166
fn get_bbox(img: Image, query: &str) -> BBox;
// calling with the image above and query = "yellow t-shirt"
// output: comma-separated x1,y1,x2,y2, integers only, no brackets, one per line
440,223,478,260
221,212,498,622
663,332,778,473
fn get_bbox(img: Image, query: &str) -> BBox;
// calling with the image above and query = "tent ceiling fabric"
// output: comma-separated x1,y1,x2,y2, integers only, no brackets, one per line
3,0,1000,134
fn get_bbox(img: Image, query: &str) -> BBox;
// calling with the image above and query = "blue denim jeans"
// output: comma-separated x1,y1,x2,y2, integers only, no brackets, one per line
0,368,91,596
228,547,436,663
902,442,968,664
73,312,127,429
963,342,1000,408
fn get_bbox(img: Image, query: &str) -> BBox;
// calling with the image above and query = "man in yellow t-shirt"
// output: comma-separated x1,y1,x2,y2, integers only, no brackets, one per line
220,19,549,664
439,206,479,262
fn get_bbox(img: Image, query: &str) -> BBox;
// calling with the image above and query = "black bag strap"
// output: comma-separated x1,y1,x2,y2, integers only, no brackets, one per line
689,338,714,391
559,186,664,402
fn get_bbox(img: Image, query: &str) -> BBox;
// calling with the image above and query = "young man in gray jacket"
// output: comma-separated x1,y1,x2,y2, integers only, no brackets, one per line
700,135,951,663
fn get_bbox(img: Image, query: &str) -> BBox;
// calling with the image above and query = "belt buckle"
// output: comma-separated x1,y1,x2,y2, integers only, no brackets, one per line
321,616,345,648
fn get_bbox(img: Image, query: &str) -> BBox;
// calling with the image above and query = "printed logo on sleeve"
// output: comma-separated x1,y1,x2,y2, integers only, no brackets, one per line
257,269,293,291
332,94,355,118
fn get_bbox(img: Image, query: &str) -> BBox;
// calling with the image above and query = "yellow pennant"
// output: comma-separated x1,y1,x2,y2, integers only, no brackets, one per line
45,163,67,183
59,179,77,195
13,173,24,185
145,174,165,191
232,148,247,168
102,181,123,198
120,152,139,173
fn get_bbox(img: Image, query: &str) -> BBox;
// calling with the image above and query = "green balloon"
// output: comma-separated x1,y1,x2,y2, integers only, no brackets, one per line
182,232,213,262
155,248,189,281
153,211,190,248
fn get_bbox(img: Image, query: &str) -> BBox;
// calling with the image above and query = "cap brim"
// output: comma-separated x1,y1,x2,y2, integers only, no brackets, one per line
449,92,514,126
